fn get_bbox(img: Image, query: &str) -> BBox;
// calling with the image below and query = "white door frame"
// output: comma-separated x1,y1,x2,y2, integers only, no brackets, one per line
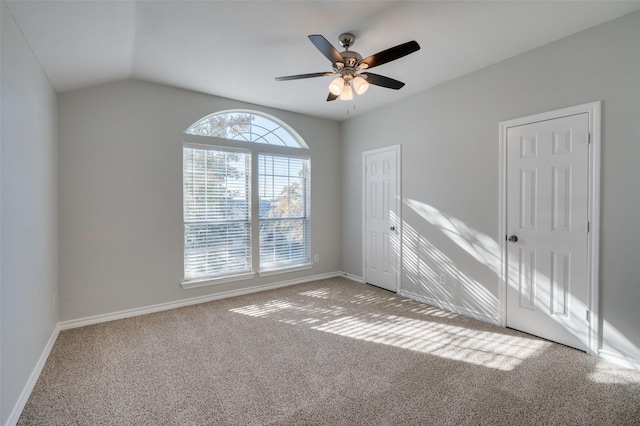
362,145,402,291
498,101,601,356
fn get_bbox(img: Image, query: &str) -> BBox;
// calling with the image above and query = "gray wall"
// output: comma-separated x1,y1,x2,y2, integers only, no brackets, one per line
58,79,342,321
341,11,640,363
3,7,640,422
1,2,59,423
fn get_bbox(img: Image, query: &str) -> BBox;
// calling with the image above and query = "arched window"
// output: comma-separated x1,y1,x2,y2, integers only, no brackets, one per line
182,110,311,287
185,110,308,148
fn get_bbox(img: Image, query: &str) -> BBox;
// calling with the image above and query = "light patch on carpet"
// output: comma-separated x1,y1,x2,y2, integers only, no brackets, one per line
350,293,405,307
230,296,549,371
311,314,549,371
229,300,293,317
410,305,461,319
589,362,640,384
230,300,347,319
299,288,335,299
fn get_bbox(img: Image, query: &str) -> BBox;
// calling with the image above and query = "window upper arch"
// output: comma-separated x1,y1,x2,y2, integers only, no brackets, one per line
185,109,308,149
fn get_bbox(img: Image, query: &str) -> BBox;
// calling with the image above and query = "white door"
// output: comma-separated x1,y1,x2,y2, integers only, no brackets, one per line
363,146,400,292
506,113,590,351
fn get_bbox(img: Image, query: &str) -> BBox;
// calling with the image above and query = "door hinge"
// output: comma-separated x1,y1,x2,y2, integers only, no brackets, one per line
588,132,591,144
586,310,591,323
587,221,590,233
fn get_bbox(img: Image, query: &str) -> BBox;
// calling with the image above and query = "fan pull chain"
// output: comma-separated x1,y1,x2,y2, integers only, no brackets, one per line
346,101,356,117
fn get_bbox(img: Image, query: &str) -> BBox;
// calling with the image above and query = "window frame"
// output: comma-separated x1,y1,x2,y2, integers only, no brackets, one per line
257,152,311,273
182,143,253,286
185,109,309,149
181,112,311,289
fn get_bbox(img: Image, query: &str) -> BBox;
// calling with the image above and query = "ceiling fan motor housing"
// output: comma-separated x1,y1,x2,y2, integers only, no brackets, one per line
340,51,362,69
336,33,362,72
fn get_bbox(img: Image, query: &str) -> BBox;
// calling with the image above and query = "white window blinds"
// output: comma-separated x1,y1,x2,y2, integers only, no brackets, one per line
183,146,251,281
258,155,310,270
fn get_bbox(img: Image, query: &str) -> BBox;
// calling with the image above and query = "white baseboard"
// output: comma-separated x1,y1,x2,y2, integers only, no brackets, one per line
398,289,501,326
8,272,346,425
599,349,640,371
339,272,364,283
20,271,640,426
59,271,343,330
5,324,60,426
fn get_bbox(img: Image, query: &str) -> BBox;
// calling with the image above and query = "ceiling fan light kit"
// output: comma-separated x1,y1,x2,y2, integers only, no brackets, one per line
329,76,345,96
275,32,420,102
353,76,369,95
339,80,354,101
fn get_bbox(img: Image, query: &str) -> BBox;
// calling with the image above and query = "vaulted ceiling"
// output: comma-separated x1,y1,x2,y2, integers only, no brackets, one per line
5,1,640,121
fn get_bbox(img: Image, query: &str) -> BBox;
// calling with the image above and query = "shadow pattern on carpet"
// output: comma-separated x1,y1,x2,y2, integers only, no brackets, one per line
19,278,640,425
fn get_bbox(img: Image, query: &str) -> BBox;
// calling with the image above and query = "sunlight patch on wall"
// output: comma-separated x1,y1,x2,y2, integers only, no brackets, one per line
402,219,500,320
402,199,594,350
403,220,457,303
404,199,501,273
600,320,640,370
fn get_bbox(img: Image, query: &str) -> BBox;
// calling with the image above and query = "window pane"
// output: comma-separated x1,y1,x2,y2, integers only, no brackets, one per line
259,219,309,269
184,222,251,278
184,111,310,280
183,147,251,281
259,154,309,269
185,111,306,148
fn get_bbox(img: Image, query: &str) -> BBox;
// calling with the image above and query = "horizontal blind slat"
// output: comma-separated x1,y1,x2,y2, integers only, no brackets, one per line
257,152,309,270
184,147,251,281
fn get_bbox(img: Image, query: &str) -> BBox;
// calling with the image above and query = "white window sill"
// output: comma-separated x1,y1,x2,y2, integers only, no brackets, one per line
258,263,313,277
181,272,255,290
181,263,313,289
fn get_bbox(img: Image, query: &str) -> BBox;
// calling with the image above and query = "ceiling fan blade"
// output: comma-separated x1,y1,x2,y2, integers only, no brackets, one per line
361,72,405,90
275,72,334,81
327,92,339,102
308,34,344,65
360,40,420,69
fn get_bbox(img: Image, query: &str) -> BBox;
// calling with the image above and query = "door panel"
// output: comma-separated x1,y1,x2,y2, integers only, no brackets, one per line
364,148,399,292
506,113,589,351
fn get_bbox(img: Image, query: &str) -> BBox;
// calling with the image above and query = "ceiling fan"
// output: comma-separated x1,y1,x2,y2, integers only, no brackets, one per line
275,33,420,101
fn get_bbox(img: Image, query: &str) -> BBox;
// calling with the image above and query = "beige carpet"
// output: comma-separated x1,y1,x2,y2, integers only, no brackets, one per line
19,277,640,425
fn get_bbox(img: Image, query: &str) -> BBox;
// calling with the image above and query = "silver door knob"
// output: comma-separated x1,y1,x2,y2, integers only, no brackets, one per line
508,235,518,243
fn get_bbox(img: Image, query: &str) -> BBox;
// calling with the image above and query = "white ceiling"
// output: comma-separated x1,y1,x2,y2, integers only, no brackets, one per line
6,1,640,121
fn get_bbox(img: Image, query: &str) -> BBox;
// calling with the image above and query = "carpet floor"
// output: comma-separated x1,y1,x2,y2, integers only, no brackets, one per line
19,277,640,425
